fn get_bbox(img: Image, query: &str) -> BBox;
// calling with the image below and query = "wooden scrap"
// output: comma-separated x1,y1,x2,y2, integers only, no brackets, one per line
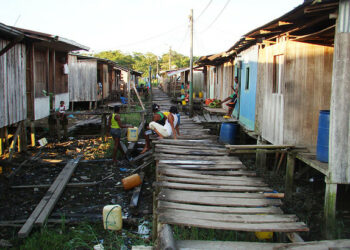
18,156,81,237
130,172,144,208
158,224,177,250
8,122,22,160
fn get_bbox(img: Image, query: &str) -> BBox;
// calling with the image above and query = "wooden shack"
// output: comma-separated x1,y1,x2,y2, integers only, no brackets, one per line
13,27,88,120
0,23,26,129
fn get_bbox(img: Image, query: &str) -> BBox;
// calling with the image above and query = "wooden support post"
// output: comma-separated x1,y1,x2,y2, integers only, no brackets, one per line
9,123,22,160
56,115,61,141
101,114,107,140
94,101,97,109
4,126,9,148
152,192,158,242
285,153,296,200
89,101,92,110
158,224,177,250
324,180,337,239
256,136,266,170
71,102,74,112
0,128,4,156
30,121,35,147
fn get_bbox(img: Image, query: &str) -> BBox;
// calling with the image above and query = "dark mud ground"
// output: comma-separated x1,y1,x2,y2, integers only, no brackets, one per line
241,154,350,241
0,122,155,248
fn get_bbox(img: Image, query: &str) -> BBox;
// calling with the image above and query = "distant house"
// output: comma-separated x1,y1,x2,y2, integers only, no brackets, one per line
12,27,89,120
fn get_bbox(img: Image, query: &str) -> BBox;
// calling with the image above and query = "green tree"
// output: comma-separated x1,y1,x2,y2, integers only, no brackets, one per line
94,50,134,68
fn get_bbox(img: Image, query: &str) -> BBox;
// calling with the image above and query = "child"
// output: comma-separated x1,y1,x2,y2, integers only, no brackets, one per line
219,76,239,118
107,105,132,165
58,101,68,138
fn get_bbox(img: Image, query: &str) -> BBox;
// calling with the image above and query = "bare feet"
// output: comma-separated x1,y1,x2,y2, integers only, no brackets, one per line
140,147,151,154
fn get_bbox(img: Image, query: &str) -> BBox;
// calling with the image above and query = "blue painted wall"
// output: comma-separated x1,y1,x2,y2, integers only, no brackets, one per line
233,45,258,131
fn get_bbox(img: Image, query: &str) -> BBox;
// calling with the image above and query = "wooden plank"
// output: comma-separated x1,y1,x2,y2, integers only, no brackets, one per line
8,122,22,160
226,144,295,149
155,154,240,162
159,189,266,199
159,214,308,232
18,156,81,238
35,156,82,226
158,168,256,178
158,163,245,170
130,172,144,208
158,201,283,214
155,147,227,156
211,114,220,122
158,176,268,187
158,209,297,223
158,190,281,207
155,144,225,151
153,139,217,146
158,224,177,250
155,181,272,192
203,113,211,122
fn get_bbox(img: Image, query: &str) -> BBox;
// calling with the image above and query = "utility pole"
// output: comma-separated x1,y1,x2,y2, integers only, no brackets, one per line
169,46,172,70
189,9,194,117
149,65,152,100
156,57,159,86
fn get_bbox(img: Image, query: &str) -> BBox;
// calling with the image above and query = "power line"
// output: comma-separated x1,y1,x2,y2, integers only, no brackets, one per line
178,26,190,52
196,0,212,21
200,0,231,33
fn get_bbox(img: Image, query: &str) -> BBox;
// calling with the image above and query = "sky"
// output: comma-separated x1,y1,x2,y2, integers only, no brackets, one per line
0,0,303,57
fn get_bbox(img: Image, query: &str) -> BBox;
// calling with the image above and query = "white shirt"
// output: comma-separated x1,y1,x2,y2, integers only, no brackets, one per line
164,113,178,136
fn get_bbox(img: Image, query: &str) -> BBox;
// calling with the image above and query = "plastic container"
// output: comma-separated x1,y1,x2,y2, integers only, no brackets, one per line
219,122,238,144
127,127,138,142
316,110,330,163
103,205,122,230
193,93,196,99
120,97,127,104
198,91,203,98
182,100,187,106
122,174,142,190
255,231,273,240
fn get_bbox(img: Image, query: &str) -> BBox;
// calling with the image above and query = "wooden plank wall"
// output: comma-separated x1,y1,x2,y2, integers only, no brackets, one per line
257,41,286,145
102,64,109,99
222,61,234,112
256,40,333,150
0,39,27,128
55,51,68,94
284,41,333,150
68,56,97,102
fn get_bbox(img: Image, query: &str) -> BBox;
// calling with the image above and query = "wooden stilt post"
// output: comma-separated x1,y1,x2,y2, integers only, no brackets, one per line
4,126,9,148
56,115,61,141
0,128,4,156
285,152,296,200
71,102,74,112
89,101,92,110
256,136,266,170
9,122,22,160
94,101,97,109
324,179,337,239
30,121,35,147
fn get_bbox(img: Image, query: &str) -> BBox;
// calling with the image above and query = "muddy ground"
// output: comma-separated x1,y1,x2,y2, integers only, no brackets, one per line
0,120,155,248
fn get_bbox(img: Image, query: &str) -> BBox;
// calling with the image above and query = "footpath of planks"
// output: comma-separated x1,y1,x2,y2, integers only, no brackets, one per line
151,88,309,246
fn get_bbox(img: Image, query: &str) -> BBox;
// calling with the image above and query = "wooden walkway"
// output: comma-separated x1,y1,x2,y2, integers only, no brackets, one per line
151,88,309,248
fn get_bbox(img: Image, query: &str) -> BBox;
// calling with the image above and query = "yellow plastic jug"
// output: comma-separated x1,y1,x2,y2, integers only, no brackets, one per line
182,100,187,106
255,231,273,240
199,91,203,98
193,93,196,99
103,205,122,230
127,127,138,142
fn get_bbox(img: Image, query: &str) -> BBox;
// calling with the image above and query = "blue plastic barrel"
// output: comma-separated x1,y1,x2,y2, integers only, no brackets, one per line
219,122,238,144
120,97,128,104
316,110,330,163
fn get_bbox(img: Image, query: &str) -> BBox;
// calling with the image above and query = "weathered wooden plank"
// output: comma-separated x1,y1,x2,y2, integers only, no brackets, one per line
155,144,225,151
155,153,240,162
159,214,308,232
158,190,280,207
159,189,265,199
158,163,245,170
153,139,216,146
18,156,81,238
155,147,227,156
158,201,283,214
154,181,272,192
158,224,177,250
158,176,268,187
158,209,297,223
130,172,144,208
226,144,295,149
35,156,82,225
158,168,256,178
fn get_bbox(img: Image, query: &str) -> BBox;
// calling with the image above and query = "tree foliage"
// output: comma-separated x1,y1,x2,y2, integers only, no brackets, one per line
92,49,198,78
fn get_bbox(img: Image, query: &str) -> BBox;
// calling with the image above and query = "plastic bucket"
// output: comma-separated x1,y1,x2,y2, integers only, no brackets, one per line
219,123,238,144
316,110,330,163
122,174,142,190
